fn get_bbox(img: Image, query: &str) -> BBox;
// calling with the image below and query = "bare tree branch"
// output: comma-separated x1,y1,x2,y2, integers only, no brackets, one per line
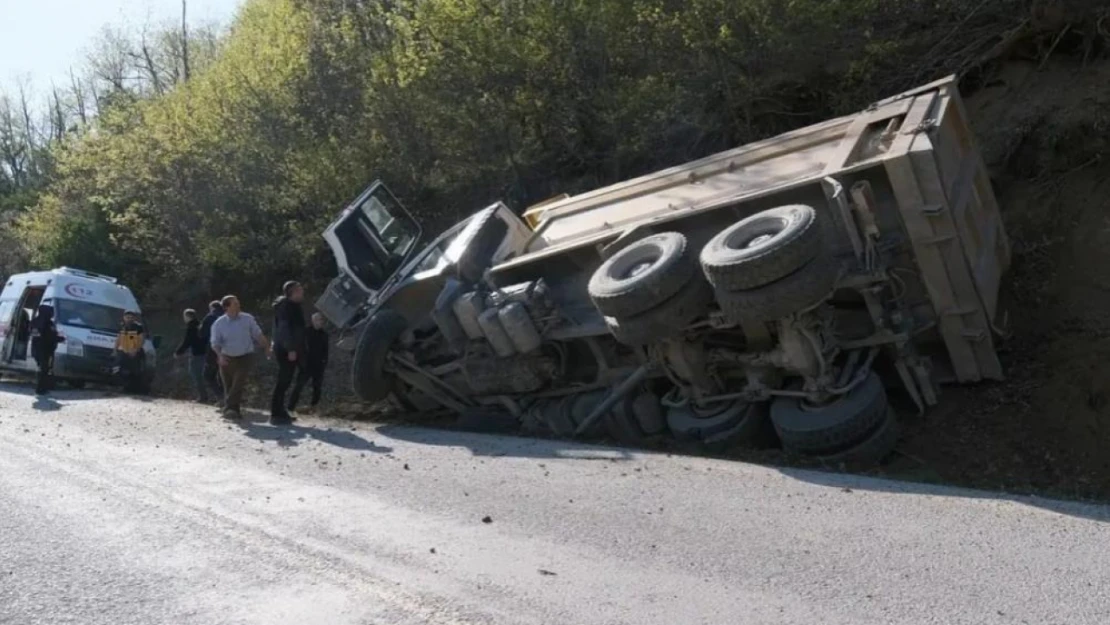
69,68,89,126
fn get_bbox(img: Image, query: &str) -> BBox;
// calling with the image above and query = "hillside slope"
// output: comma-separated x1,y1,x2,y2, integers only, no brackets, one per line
901,58,1110,498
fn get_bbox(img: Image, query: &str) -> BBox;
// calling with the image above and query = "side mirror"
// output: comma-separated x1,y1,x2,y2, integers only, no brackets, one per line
152,335,163,349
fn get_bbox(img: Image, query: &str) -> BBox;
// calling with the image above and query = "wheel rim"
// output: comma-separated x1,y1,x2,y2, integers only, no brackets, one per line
609,245,663,282
725,215,789,251
623,259,656,280
799,394,843,412
745,233,775,248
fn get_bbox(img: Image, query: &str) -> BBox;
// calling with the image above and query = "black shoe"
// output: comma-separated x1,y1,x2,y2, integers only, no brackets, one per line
269,415,294,426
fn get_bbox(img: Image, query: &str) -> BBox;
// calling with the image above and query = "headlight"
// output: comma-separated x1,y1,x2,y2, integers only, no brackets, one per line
66,338,84,356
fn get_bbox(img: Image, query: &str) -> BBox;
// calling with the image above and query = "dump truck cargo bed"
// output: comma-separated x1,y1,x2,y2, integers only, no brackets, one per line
497,75,1009,384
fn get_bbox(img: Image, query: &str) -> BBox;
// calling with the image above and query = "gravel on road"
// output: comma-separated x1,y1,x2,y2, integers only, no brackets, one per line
0,381,1108,625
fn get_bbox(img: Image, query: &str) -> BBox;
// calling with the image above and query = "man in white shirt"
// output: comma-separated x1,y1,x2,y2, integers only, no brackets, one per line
209,295,271,419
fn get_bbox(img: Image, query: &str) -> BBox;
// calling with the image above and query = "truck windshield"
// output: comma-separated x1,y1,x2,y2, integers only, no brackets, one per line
54,298,128,333
410,218,473,275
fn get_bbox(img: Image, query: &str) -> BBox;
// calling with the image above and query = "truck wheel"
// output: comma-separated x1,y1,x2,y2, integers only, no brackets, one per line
667,398,764,443
351,310,408,403
813,408,899,466
606,395,648,445
700,204,820,291
588,232,695,318
701,402,774,453
605,278,712,346
770,371,888,455
520,401,546,434
630,391,666,435
543,396,578,437
715,254,838,322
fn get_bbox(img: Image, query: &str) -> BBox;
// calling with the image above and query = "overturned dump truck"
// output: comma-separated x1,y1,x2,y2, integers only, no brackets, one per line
317,75,1010,464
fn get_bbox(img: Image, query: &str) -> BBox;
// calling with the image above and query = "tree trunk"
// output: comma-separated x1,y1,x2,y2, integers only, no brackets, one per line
182,0,191,82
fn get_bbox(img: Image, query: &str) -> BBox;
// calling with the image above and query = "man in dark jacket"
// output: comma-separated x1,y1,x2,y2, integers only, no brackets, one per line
174,308,209,402
289,312,329,413
31,305,61,395
270,280,306,425
199,300,224,404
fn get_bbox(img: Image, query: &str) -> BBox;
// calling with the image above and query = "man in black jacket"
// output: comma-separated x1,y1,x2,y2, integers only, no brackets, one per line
289,312,329,413
174,308,209,402
199,301,224,404
270,280,306,425
31,305,61,395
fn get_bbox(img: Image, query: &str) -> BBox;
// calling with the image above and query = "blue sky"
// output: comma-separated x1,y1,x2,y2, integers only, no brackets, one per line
1,0,243,97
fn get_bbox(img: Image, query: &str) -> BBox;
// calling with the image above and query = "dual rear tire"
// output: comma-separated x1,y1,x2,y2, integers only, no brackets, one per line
585,204,838,346
588,232,711,346
701,204,837,322
770,372,899,465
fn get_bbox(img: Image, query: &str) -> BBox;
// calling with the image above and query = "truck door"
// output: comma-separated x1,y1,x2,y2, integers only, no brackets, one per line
319,181,422,327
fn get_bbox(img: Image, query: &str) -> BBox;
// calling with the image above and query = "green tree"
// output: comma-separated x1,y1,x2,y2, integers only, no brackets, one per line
10,0,1104,307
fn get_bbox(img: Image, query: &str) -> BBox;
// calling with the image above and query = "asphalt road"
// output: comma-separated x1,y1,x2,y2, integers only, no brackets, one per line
0,381,1107,625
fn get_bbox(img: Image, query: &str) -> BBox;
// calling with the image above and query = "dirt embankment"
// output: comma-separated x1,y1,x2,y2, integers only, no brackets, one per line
899,58,1110,499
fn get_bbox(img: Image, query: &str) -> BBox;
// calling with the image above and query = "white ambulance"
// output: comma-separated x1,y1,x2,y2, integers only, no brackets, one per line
0,267,160,390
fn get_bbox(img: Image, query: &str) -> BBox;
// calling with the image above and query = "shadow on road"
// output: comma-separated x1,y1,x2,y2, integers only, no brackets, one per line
379,421,1106,522
32,395,62,411
776,465,1110,524
0,379,152,403
236,413,393,453
376,424,634,461
2,380,98,401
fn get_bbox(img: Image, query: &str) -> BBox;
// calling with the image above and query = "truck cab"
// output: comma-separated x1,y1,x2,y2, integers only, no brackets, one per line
317,181,533,332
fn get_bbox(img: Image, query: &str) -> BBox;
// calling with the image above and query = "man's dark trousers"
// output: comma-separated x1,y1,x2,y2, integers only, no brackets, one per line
204,347,224,402
271,347,300,416
34,354,54,394
289,361,324,410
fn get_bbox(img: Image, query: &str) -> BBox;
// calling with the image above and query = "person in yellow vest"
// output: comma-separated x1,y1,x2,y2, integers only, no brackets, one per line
114,310,147,393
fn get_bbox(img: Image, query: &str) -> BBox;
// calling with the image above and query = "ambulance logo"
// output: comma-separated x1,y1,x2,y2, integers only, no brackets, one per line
64,284,94,298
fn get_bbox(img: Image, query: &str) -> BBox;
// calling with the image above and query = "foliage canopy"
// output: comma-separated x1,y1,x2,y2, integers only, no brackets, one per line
1,0,1099,305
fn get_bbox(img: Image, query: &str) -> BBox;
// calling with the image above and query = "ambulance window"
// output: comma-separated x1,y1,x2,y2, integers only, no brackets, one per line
55,299,127,333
